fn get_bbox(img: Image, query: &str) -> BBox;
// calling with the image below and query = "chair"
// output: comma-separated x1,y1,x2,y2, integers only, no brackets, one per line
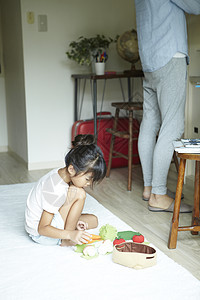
106,102,143,191
168,153,200,249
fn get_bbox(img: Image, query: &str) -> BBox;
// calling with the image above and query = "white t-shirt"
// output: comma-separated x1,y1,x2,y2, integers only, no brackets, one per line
25,168,69,236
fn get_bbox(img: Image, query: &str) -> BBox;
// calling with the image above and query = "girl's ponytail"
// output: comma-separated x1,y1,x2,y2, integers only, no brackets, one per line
72,134,95,148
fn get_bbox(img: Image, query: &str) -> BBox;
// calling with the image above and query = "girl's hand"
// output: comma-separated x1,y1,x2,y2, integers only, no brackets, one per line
67,230,91,245
76,220,88,231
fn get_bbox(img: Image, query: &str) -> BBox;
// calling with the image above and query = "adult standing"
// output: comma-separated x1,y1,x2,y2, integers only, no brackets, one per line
135,0,200,212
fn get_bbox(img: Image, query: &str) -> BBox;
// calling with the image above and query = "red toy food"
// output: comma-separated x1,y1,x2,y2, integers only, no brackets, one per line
132,235,144,243
113,238,126,245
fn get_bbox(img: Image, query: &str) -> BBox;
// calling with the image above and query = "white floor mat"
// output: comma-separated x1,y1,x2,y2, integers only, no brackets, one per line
0,183,200,300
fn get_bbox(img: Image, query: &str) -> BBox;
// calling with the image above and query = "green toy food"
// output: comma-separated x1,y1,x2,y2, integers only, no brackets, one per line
99,224,117,241
74,244,88,253
117,231,141,240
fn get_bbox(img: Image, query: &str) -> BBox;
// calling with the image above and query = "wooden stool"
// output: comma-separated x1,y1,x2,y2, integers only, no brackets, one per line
168,153,200,249
106,102,143,191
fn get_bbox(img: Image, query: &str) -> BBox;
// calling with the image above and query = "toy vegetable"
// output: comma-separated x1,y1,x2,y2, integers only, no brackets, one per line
86,234,102,244
83,245,97,257
113,238,125,246
132,235,144,243
98,240,113,255
82,245,98,260
99,224,117,241
117,231,141,240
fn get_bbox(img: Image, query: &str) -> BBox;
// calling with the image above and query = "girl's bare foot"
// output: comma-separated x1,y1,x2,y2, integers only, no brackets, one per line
60,240,76,247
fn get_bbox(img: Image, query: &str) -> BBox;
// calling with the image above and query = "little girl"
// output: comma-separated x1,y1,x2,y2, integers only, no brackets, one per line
25,134,106,246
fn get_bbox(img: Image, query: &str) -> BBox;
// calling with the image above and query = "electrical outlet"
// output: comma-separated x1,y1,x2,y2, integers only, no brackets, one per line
27,12,34,24
194,127,198,133
38,15,48,32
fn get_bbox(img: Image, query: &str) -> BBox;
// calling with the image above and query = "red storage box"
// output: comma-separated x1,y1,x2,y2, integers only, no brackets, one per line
71,112,140,168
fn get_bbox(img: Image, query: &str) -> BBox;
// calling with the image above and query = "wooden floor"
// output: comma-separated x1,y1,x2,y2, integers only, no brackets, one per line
1,152,200,280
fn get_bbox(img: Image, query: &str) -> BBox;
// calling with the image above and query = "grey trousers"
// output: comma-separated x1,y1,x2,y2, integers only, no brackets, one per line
138,57,187,195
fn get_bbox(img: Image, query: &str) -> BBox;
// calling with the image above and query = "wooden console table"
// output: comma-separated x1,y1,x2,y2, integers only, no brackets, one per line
71,71,144,136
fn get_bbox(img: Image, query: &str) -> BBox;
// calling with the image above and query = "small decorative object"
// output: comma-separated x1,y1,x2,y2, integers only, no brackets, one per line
66,34,114,67
95,62,105,75
112,242,157,269
116,29,140,73
94,51,107,75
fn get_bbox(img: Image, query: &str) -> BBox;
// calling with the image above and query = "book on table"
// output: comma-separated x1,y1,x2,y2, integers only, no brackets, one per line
181,139,200,147
173,139,200,153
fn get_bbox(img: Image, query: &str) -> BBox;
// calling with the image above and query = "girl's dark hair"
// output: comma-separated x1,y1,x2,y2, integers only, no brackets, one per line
65,134,106,185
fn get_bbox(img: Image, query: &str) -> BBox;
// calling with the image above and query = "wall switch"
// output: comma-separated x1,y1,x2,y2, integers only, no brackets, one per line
38,15,48,32
194,127,198,133
27,11,34,24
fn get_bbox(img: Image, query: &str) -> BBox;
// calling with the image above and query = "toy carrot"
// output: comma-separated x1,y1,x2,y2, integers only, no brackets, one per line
85,234,102,244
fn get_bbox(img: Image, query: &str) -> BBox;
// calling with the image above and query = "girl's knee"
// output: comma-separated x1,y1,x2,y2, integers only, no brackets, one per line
88,214,98,229
79,213,98,229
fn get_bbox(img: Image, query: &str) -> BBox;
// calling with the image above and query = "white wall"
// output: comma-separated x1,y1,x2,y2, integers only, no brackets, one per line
186,14,200,138
0,4,8,151
20,0,137,169
1,0,28,161
0,77,7,151
185,14,200,177
3,1,199,173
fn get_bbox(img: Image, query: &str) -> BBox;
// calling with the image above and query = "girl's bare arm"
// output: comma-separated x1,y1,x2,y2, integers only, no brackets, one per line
38,210,91,244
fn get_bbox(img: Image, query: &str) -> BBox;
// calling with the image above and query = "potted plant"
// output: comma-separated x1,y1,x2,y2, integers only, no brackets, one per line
66,34,115,66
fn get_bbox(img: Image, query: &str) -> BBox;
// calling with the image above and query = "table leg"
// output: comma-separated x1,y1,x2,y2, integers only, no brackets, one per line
93,79,97,139
128,110,133,191
168,157,186,249
127,78,132,102
74,78,78,122
106,107,119,178
191,160,200,235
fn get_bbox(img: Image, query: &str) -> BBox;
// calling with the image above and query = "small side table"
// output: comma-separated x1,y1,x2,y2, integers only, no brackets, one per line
168,153,200,249
71,71,144,137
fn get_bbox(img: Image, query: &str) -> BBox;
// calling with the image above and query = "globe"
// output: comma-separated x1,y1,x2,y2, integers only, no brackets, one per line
116,29,140,71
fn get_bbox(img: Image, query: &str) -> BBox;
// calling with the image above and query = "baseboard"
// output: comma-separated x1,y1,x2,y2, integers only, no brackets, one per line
8,148,27,167
0,146,8,152
8,148,63,171
27,161,63,171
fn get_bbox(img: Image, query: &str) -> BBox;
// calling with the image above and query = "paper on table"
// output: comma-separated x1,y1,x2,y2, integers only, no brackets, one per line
181,139,200,148
173,140,200,153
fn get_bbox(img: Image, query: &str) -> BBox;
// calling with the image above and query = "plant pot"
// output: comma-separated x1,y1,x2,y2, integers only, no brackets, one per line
95,62,105,75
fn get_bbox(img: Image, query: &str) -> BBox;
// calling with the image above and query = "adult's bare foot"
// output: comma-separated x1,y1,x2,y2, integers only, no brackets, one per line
142,186,152,201
149,193,173,209
148,193,192,213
